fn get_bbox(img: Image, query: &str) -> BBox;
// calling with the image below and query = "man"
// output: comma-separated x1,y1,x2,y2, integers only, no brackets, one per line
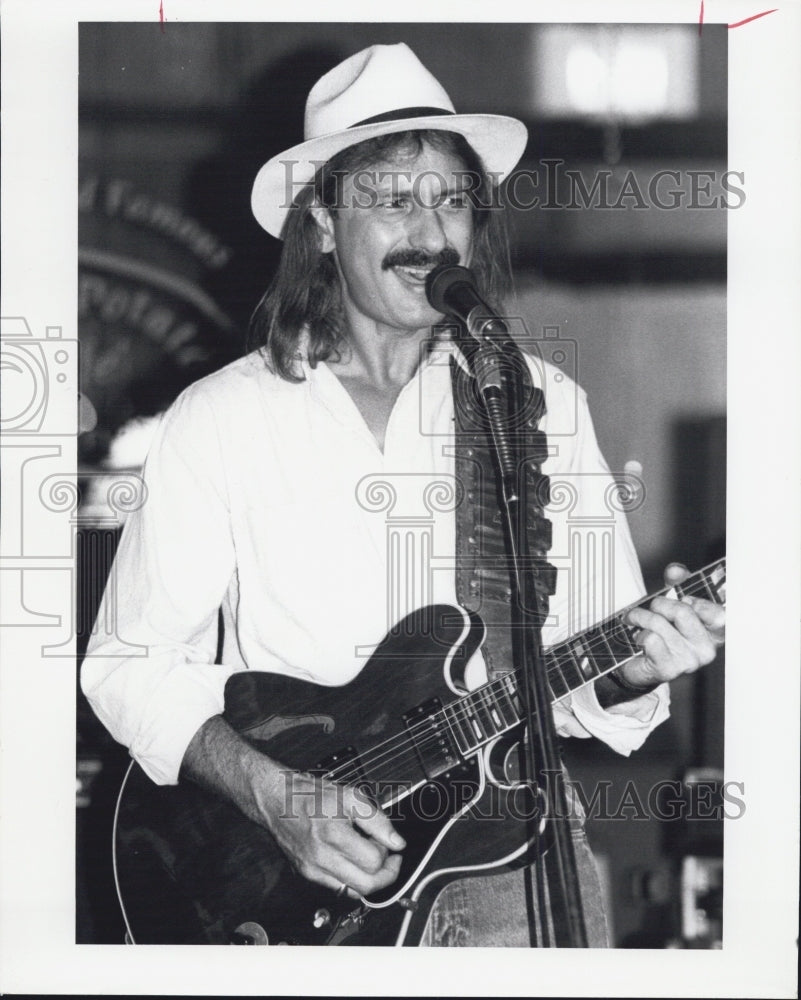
83,43,724,946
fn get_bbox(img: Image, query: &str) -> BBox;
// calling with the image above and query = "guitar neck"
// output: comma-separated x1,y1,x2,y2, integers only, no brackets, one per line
437,558,727,760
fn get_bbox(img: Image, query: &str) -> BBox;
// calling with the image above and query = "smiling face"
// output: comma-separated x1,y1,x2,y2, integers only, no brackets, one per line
312,141,475,336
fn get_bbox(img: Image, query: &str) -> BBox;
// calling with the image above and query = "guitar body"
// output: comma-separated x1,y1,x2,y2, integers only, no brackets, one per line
114,605,544,946
114,559,726,945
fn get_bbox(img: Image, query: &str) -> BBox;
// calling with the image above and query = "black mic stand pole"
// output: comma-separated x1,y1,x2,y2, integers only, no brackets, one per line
454,320,588,949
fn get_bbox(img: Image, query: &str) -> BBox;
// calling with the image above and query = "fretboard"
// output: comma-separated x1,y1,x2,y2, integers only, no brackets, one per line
439,558,727,760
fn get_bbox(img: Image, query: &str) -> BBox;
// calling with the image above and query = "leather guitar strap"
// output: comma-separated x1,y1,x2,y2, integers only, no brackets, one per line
450,353,580,947
450,354,556,679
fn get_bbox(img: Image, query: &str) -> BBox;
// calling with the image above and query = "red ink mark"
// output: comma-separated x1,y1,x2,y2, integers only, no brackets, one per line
159,0,165,32
699,0,705,36
728,8,777,28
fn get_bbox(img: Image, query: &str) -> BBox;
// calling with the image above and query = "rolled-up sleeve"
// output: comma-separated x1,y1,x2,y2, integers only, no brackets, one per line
537,366,672,754
81,385,238,785
556,680,671,756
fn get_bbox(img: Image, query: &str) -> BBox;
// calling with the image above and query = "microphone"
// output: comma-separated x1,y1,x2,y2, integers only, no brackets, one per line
426,264,518,502
425,264,510,342
425,263,510,395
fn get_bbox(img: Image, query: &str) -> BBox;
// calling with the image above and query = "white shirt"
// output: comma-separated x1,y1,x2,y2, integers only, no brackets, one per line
83,344,669,784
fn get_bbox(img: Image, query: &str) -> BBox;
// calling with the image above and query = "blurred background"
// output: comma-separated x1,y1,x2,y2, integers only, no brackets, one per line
76,22,727,947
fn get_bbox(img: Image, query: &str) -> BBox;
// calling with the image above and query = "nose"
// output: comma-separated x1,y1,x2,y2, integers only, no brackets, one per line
408,204,448,253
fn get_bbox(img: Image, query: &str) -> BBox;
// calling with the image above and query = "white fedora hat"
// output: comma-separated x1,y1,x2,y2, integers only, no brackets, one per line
251,43,528,239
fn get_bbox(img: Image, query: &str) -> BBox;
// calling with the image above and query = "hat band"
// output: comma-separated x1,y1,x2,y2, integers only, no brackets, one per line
348,106,455,128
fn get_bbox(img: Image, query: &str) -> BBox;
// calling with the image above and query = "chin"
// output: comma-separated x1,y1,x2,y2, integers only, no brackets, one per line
393,303,444,334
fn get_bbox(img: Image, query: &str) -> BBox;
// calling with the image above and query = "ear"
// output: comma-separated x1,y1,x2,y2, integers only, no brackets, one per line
309,204,337,254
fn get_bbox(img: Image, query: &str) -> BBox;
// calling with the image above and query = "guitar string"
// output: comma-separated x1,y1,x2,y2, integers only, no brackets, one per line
324,574,723,787
322,568,724,785
531,571,722,691
323,569,724,785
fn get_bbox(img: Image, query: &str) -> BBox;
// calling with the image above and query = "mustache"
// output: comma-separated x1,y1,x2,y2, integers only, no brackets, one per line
382,246,461,271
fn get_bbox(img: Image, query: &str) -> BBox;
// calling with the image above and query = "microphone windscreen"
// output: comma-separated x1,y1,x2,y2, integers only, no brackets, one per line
425,264,477,313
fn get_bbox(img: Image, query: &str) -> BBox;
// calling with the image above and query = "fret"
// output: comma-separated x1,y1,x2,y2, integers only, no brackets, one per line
606,615,640,660
489,678,518,727
708,562,726,603
444,703,475,756
443,558,726,753
501,673,522,718
545,650,569,693
473,688,502,737
483,682,515,729
586,622,621,672
551,641,591,688
675,569,710,602
460,694,488,742
565,636,603,683
554,645,586,690
544,651,570,699
698,563,725,604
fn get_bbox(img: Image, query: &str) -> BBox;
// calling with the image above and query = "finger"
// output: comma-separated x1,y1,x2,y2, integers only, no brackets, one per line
628,601,715,667
319,849,403,898
327,819,389,874
304,867,362,900
663,562,689,586
294,844,373,898
633,596,711,646
345,788,406,852
681,596,726,640
626,603,681,641
650,595,712,639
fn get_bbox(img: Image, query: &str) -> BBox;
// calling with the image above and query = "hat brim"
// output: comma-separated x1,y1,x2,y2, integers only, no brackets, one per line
251,113,528,239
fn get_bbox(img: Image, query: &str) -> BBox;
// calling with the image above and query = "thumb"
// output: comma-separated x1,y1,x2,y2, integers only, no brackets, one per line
346,787,405,851
664,562,689,587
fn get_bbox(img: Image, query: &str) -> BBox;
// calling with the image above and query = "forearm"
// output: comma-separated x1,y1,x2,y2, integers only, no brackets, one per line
179,714,286,829
179,715,405,897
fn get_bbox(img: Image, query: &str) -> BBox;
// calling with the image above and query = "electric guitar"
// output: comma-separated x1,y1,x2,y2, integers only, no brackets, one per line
113,558,726,945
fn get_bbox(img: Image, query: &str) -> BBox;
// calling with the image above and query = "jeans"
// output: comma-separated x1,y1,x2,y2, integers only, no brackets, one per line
419,810,610,947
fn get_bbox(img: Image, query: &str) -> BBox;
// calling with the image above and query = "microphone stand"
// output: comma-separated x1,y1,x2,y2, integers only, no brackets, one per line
454,318,588,949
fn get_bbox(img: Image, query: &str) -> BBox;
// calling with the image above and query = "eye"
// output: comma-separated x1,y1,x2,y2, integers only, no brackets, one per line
381,195,411,212
441,192,470,210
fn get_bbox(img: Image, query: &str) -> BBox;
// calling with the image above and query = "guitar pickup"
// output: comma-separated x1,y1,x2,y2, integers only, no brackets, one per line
402,698,460,779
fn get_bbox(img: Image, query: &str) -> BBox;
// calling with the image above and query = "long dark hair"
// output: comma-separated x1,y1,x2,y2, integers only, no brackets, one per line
248,129,513,382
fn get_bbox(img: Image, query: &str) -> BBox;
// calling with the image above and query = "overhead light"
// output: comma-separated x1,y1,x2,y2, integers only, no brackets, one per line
532,25,699,123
